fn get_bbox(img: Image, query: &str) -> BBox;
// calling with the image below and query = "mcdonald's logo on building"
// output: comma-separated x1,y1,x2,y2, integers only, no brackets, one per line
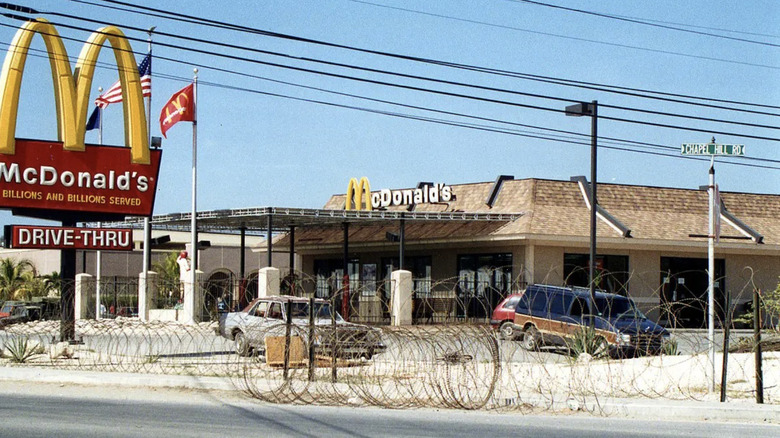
346,177,372,211
0,19,161,218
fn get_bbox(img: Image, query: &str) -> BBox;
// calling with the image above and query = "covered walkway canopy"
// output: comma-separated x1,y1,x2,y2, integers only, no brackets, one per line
100,206,523,279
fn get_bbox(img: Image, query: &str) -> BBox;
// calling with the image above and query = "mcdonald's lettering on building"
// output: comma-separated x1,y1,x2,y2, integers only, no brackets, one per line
0,20,161,217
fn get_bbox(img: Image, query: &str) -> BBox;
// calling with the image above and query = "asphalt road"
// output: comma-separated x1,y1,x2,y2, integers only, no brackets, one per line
0,382,776,438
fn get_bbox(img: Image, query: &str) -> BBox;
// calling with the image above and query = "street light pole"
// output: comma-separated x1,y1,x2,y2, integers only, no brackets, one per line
566,100,598,325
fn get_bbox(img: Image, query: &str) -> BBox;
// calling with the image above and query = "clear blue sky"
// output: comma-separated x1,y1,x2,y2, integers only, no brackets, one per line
0,0,778,227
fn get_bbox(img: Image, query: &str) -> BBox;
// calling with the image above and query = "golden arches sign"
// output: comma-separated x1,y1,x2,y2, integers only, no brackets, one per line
0,19,149,164
346,177,372,211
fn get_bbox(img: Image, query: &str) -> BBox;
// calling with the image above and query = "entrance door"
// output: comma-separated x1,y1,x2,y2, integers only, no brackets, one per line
660,257,725,328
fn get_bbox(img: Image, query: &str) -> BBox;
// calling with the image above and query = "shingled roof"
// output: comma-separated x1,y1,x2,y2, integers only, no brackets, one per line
302,178,780,249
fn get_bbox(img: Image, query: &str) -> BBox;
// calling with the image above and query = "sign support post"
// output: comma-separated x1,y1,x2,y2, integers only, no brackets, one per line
681,137,745,393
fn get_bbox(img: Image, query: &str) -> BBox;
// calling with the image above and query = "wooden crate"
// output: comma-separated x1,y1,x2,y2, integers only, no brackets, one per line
265,335,306,367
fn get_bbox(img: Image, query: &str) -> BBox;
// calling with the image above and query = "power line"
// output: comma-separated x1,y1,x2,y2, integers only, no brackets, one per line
14,10,779,142
71,0,780,113
344,0,780,71
2,31,777,173
509,0,780,48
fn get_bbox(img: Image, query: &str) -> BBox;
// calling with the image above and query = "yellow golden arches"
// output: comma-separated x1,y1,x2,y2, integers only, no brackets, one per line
0,19,150,164
346,177,372,211
74,25,148,164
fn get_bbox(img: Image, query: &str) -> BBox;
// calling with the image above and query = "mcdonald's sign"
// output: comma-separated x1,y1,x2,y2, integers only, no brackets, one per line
0,19,161,217
346,177,454,211
346,177,372,211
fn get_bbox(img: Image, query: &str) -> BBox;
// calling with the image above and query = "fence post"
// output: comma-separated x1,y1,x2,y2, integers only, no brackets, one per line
258,267,280,298
182,269,204,324
283,300,292,380
138,270,158,322
308,297,315,382
391,270,413,326
754,288,764,404
74,273,92,320
720,289,730,402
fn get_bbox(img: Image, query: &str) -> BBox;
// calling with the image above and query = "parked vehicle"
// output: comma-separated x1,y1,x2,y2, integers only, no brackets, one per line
489,294,523,339
508,284,669,357
218,295,386,359
0,301,43,328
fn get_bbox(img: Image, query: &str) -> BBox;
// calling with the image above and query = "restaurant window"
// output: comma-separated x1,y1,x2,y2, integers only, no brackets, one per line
563,253,629,295
457,253,513,318
314,258,359,299
380,256,432,297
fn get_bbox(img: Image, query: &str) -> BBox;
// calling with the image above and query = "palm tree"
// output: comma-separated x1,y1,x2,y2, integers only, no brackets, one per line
0,258,36,302
153,251,181,307
16,271,60,301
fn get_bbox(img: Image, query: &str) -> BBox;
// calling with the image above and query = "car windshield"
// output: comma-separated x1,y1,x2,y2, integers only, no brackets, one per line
593,296,645,319
289,302,344,321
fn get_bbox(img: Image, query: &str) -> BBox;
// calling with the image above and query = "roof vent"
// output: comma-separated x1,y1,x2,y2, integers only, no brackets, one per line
570,176,632,238
485,175,514,208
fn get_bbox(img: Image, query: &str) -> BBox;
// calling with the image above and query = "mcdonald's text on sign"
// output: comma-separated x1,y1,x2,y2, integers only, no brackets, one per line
0,140,161,216
5,225,133,251
681,143,745,156
346,177,453,211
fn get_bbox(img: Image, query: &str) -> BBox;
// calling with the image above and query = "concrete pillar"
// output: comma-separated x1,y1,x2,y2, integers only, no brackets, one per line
524,244,535,286
258,267,281,298
182,270,204,324
138,270,158,322
74,273,92,320
391,269,413,326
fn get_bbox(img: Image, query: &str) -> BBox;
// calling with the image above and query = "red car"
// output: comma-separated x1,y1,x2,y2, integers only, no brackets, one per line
490,293,523,339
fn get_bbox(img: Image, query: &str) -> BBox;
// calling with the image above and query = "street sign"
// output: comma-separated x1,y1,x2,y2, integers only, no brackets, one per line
681,142,745,156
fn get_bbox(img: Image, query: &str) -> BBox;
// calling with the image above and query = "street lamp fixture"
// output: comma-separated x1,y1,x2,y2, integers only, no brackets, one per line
565,100,598,326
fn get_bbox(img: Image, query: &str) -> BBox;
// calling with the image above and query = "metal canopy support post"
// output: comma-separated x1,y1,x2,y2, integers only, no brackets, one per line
399,216,405,271
239,224,246,309
266,215,273,268
289,226,296,294
342,222,350,321
239,225,246,281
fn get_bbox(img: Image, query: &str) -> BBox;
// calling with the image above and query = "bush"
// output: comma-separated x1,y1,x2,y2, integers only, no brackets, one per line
567,326,608,360
4,336,43,363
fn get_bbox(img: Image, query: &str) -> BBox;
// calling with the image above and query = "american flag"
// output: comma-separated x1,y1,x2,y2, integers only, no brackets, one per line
95,53,151,108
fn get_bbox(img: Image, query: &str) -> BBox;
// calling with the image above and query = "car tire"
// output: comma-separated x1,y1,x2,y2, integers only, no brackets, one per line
521,326,539,351
499,321,516,340
234,331,251,357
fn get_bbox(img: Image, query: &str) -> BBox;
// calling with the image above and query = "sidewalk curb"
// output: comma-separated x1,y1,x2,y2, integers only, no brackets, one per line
2,366,778,423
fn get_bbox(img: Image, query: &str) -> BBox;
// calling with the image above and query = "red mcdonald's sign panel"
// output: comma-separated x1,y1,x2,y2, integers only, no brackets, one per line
0,139,161,216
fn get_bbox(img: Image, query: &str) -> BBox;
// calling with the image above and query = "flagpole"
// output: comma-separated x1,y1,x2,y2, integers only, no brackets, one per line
96,88,103,320
190,68,198,319
142,27,155,290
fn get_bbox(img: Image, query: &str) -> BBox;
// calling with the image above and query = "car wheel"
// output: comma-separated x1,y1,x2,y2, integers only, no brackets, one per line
521,326,539,351
234,331,251,357
499,321,516,340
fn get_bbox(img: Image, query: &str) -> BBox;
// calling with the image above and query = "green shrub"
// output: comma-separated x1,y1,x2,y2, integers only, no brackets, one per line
567,326,608,360
4,336,41,363
661,338,679,356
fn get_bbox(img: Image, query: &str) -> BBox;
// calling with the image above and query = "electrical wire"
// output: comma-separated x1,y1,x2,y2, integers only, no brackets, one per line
7,11,778,143
75,0,780,113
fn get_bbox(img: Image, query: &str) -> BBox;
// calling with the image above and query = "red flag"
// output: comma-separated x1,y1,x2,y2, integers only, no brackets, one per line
159,83,195,138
